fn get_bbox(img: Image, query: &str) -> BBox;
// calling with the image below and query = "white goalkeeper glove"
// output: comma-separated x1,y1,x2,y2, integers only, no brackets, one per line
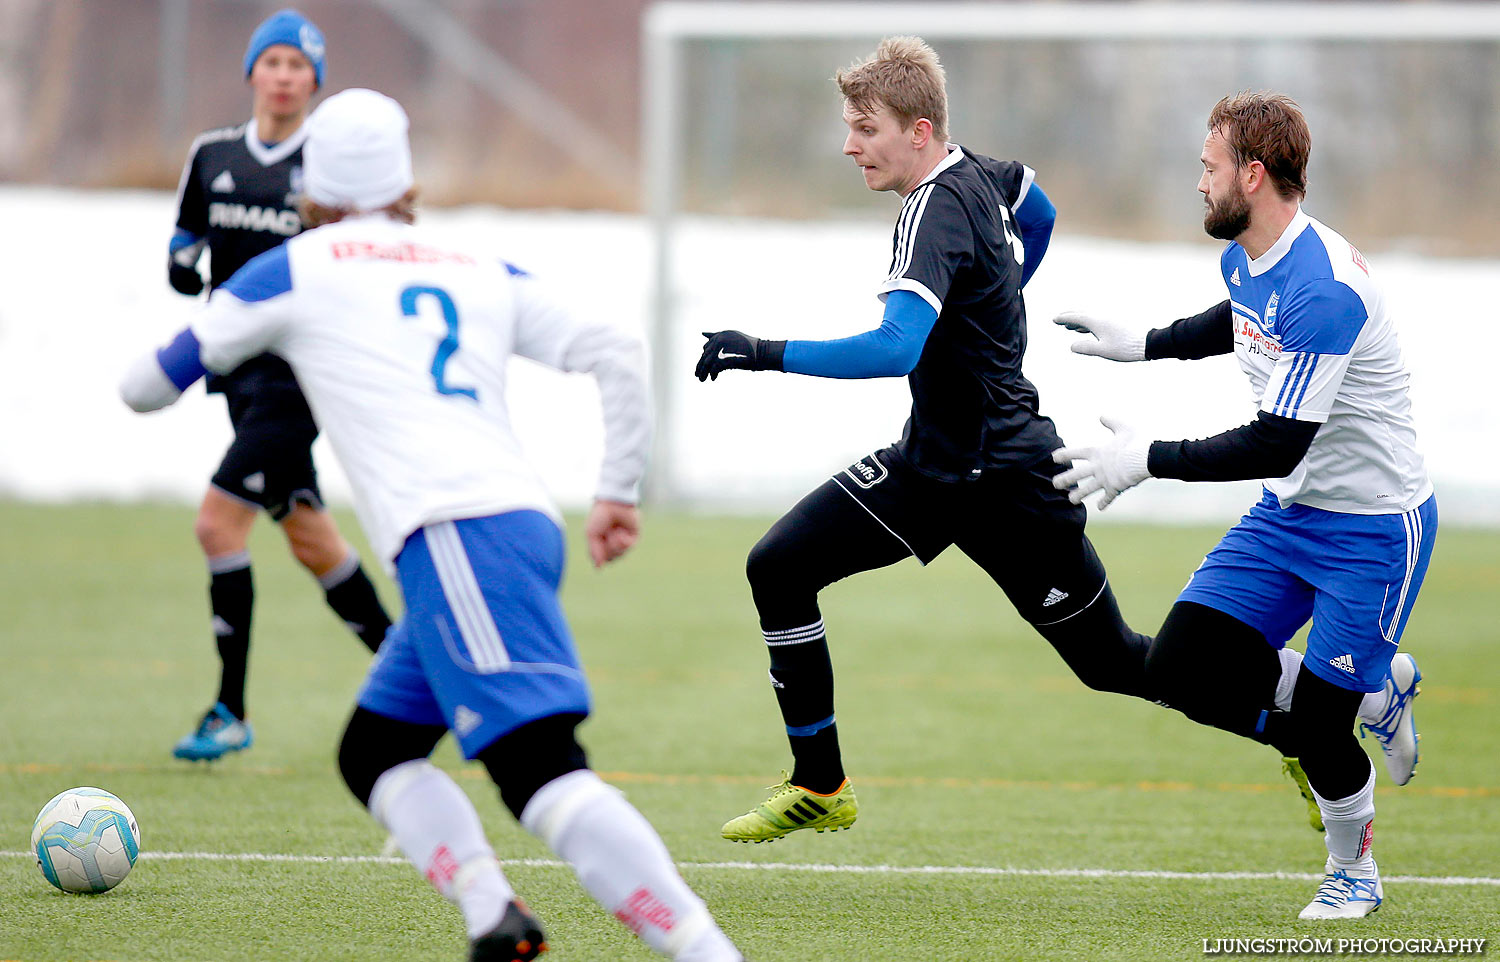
1053,311,1146,362
1051,416,1153,510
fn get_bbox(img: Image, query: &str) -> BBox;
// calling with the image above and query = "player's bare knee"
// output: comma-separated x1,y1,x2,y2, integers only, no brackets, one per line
281,512,347,574
287,536,340,574
194,512,246,556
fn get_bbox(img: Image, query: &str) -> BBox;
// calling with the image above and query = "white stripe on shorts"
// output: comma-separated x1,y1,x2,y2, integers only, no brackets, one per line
1381,506,1423,644
426,521,511,672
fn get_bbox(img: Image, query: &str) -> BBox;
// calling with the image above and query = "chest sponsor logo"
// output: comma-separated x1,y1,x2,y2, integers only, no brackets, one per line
210,170,235,193
208,202,301,236
842,454,889,489
1233,314,1282,360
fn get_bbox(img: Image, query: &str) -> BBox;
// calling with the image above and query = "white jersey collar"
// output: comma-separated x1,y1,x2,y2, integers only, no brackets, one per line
915,143,966,189
1246,207,1311,276
245,118,309,167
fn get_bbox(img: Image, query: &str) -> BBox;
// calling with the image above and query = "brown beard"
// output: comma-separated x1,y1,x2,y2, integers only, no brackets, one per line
1203,184,1251,240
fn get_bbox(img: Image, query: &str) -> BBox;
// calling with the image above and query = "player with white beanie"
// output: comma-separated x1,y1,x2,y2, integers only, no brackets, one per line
124,87,746,962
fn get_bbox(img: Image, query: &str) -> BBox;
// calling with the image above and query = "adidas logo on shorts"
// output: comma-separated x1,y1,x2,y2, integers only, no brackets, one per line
453,704,483,736
1329,653,1356,675
1042,587,1069,607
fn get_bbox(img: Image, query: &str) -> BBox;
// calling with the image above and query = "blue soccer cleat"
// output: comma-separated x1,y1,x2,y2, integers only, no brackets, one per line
172,703,253,761
1359,653,1421,785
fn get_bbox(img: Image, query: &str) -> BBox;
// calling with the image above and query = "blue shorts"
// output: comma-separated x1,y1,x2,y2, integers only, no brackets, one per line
1178,490,1437,693
357,510,591,758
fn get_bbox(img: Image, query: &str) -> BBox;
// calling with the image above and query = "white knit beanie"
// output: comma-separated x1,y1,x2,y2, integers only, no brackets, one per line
302,88,414,211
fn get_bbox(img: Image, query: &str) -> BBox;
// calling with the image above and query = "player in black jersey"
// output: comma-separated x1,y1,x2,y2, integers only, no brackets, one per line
166,9,391,761
695,36,1164,842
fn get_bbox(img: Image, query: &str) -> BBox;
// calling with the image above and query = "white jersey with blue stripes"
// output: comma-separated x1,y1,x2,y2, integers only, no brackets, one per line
1223,209,1430,514
188,213,650,565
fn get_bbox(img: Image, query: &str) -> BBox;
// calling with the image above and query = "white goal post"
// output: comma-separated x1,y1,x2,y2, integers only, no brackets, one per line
639,1,1500,504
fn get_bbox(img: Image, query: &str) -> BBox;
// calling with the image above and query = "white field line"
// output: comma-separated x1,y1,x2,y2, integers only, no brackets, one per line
3,850,1497,887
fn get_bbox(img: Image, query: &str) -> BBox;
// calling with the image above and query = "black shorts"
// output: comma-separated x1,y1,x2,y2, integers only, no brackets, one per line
828,447,1098,625
210,371,323,522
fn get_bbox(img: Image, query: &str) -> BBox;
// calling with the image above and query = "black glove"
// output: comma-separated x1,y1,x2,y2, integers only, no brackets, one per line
695,330,786,381
169,261,205,296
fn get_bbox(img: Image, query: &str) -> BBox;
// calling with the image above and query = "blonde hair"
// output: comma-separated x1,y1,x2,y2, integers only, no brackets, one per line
298,186,420,229
835,36,948,142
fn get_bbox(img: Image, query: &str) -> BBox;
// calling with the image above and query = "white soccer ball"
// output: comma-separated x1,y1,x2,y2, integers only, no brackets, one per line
31,787,141,893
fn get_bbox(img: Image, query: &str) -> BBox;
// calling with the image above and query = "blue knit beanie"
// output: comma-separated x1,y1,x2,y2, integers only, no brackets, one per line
243,9,326,87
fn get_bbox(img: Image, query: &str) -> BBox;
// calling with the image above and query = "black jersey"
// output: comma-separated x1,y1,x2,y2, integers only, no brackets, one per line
879,147,1063,482
174,119,308,396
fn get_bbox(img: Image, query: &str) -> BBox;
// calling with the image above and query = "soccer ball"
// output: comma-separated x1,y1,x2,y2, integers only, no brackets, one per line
31,787,140,893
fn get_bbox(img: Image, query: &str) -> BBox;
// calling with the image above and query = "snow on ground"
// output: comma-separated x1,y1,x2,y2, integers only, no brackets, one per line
1,186,1494,527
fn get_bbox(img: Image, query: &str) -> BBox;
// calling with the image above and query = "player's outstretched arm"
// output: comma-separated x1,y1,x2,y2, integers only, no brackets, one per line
1052,409,1321,510
694,331,786,381
585,499,640,568
697,290,938,383
119,328,208,412
1055,300,1235,363
1052,312,1146,361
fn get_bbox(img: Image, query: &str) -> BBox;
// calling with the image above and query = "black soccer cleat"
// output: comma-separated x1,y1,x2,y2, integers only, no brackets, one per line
469,899,548,962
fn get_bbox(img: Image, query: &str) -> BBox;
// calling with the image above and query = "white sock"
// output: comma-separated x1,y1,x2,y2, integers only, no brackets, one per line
370,759,514,938
521,769,740,961
1359,681,1390,724
1274,648,1303,712
1312,762,1377,867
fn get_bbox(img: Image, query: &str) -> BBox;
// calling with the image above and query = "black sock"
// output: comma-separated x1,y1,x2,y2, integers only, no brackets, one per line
209,557,254,720
321,556,393,652
765,618,844,794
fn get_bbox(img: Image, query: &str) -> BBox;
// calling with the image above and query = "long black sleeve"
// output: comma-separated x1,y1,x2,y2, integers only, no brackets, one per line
1144,299,1234,360
1148,411,1320,483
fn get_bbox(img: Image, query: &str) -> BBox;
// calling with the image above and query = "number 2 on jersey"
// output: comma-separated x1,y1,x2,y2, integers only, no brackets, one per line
399,285,478,401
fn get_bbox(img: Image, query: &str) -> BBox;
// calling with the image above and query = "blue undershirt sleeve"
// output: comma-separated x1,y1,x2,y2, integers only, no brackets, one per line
156,328,208,390
1013,184,1055,288
781,289,938,379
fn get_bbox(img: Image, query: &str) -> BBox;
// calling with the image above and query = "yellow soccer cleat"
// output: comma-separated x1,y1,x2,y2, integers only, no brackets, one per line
1282,756,1325,833
721,772,857,843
